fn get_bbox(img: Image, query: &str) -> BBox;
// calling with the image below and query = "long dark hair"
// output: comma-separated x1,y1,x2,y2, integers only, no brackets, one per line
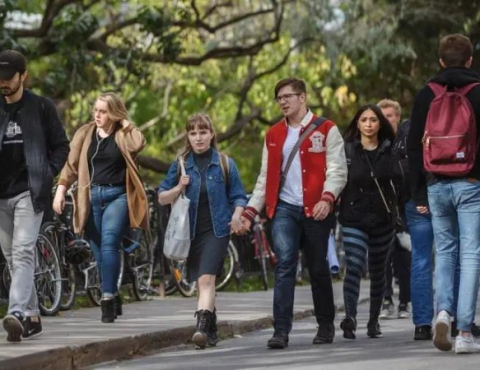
343,104,395,143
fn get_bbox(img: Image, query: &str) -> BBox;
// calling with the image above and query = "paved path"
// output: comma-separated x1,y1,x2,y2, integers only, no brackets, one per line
0,281,370,370
91,297,480,370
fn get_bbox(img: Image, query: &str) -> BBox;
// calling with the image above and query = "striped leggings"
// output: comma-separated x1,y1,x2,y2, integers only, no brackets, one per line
343,224,395,321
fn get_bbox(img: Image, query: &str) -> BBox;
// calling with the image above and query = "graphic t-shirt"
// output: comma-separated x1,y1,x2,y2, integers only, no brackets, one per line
0,97,29,198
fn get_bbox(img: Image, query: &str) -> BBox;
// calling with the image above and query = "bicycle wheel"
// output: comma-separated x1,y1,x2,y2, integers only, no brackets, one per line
60,263,76,311
168,259,196,297
36,233,62,316
215,241,236,291
128,230,154,301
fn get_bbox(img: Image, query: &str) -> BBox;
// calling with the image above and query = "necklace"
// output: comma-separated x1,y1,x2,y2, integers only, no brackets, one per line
197,162,209,172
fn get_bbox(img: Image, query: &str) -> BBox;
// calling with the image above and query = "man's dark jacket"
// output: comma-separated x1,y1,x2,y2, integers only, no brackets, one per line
0,90,70,213
407,67,480,206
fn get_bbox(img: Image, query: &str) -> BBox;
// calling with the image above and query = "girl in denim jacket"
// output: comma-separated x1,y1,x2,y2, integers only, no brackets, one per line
158,113,247,349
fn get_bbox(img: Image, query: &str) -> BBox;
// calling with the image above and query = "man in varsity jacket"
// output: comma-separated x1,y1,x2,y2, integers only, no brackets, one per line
241,77,348,349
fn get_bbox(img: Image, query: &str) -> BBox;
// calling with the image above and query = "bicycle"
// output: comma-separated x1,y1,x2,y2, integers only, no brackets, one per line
251,214,276,291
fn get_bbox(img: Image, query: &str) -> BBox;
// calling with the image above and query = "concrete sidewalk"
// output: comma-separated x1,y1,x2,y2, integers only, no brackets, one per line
0,281,371,370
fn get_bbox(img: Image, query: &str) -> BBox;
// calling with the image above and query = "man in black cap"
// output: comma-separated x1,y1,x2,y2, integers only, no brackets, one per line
0,50,69,342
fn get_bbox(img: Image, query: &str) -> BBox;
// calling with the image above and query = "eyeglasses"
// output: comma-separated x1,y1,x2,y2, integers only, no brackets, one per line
274,93,301,103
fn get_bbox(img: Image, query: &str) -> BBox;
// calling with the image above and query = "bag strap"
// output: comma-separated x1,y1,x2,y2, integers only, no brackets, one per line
178,157,187,196
280,117,327,190
362,149,392,214
456,82,480,96
428,82,447,96
219,153,230,189
176,152,230,188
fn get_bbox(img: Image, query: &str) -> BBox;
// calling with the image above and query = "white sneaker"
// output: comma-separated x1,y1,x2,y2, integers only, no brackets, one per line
434,310,452,351
456,335,480,354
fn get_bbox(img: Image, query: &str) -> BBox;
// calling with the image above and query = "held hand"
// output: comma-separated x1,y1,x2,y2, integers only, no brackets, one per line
229,217,243,235
53,192,65,215
312,200,331,221
416,205,429,214
236,216,252,236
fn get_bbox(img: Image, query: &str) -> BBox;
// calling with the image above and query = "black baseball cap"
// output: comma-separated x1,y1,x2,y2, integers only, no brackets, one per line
0,50,27,80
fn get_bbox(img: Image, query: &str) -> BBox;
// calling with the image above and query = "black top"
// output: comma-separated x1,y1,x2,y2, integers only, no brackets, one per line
87,128,126,185
407,67,480,206
340,139,396,229
194,148,213,234
0,95,29,198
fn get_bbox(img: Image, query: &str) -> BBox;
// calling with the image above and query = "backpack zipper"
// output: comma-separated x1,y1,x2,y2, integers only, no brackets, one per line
425,134,465,147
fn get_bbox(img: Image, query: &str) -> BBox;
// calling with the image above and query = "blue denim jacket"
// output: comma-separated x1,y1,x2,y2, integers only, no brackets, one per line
159,149,247,240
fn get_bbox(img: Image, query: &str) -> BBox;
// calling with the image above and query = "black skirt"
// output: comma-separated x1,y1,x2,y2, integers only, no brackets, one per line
187,228,229,282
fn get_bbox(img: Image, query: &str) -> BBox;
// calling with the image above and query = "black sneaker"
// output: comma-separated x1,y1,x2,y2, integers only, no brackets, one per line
3,311,24,343
313,322,335,344
22,316,43,340
471,322,480,338
367,320,383,338
414,325,433,340
267,331,289,349
340,317,357,340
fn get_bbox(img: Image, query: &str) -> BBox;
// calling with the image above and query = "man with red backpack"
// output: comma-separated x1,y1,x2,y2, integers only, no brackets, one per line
408,34,480,354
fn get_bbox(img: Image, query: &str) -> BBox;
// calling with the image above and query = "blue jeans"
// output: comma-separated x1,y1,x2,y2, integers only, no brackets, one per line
406,199,434,327
85,185,129,296
428,180,480,332
271,200,334,333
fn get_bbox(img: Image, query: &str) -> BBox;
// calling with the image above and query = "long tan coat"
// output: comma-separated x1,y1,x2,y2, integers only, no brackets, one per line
57,122,149,234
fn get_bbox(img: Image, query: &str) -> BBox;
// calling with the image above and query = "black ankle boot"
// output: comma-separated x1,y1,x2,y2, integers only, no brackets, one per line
101,299,115,323
192,310,212,349
114,295,123,318
207,308,219,347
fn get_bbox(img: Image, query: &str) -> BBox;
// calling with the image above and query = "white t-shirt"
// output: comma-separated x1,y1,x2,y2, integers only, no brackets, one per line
279,124,304,206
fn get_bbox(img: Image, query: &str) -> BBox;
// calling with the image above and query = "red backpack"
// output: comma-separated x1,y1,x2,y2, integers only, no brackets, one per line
423,82,480,176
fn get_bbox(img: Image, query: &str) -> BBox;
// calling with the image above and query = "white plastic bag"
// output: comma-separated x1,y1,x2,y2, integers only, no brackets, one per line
327,233,340,274
164,158,191,261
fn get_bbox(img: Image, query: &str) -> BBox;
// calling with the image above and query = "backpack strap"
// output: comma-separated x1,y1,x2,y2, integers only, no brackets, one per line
428,82,447,96
176,152,230,189
219,153,230,189
456,82,480,96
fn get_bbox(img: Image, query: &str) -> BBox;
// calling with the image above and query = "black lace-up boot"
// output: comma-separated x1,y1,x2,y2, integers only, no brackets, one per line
192,310,212,349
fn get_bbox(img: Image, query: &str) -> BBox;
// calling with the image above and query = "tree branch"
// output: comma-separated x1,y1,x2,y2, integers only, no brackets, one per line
138,155,171,173
11,0,80,38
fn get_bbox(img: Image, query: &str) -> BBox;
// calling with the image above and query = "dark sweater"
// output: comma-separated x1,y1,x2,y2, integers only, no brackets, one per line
407,67,480,206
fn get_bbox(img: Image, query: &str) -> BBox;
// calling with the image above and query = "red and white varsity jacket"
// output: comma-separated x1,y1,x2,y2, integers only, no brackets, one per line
244,111,347,221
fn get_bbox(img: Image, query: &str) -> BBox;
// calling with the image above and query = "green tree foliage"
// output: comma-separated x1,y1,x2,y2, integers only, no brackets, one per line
2,0,479,190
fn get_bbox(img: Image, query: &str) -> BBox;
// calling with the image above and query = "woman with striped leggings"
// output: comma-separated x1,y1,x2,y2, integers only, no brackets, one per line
338,104,397,339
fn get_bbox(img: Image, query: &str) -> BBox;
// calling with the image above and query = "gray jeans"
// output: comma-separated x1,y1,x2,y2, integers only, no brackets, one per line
0,191,43,317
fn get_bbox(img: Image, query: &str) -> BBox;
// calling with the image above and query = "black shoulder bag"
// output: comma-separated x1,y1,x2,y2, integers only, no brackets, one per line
362,149,403,231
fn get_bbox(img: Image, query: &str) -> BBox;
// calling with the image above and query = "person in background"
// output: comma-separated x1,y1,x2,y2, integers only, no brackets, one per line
377,99,411,321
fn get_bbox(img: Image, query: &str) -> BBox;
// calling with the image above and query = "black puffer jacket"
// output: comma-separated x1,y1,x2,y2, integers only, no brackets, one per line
0,90,70,213
392,119,411,204
339,139,397,230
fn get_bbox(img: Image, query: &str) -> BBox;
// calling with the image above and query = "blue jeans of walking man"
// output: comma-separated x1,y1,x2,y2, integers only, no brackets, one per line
271,200,335,333
427,180,480,332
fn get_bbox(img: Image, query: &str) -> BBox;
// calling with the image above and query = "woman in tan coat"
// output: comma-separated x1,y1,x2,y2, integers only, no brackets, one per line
53,93,148,323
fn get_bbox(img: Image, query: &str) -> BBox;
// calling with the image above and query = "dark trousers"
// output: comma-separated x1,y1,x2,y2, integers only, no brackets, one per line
271,200,335,333
385,237,411,304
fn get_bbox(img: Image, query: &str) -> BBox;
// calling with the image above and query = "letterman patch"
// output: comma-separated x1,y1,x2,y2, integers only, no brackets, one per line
308,131,326,153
